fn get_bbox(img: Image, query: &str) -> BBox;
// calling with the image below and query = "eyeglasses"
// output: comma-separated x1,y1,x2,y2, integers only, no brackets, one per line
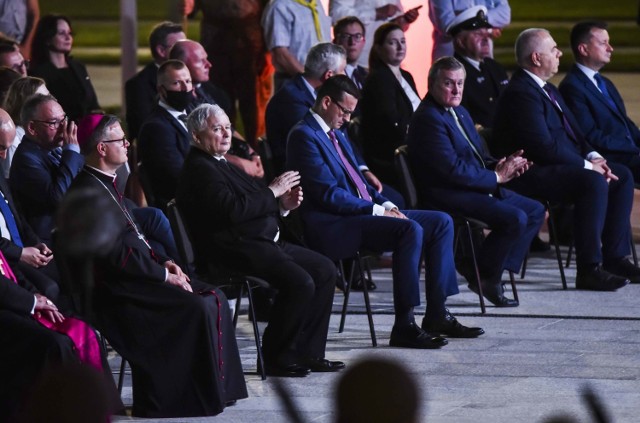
101,137,128,147
33,115,67,130
329,97,353,116
336,33,364,43
11,60,29,72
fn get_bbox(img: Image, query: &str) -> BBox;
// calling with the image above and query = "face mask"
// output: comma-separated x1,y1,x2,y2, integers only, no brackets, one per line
164,89,193,111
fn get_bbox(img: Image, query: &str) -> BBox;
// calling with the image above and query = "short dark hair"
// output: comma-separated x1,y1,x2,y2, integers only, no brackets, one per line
20,93,57,127
334,16,366,37
570,20,608,58
0,36,19,54
428,56,466,90
149,21,184,61
157,59,188,87
314,74,360,108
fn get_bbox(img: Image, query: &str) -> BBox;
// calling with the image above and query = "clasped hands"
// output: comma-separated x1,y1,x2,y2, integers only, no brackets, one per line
590,158,618,183
34,293,64,324
165,261,192,292
20,243,53,268
495,150,532,183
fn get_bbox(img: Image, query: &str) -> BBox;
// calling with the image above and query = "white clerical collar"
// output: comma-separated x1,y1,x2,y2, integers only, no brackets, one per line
86,165,117,180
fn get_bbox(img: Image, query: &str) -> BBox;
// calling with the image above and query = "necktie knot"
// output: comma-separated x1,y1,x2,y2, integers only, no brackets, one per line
178,114,188,123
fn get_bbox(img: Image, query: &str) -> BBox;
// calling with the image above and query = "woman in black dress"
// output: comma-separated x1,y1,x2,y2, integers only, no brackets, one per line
29,14,100,122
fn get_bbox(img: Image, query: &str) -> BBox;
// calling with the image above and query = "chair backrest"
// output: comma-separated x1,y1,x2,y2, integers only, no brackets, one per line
166,199,195,277
393,145,418,209
136,161,157,208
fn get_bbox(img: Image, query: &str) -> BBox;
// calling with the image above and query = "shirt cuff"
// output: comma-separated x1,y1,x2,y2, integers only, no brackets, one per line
358,165,370,172
583,159,593,170
164,268,169,282
64,144,81,153
586,151,603,161
31,295,37,314
382,201,397,210
494,171,502,184
372,204,386,216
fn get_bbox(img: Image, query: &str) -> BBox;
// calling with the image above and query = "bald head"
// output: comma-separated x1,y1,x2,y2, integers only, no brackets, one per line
515,28,563,80
0,108,16,159
169,39,211,83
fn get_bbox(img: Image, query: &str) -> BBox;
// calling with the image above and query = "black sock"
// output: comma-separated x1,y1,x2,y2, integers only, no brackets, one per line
394,306,414,327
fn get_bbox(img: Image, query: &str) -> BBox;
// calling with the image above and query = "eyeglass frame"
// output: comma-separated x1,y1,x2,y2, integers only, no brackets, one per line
329,97,354,116
335,32,364,43
32,115,68,130
101,137,129,147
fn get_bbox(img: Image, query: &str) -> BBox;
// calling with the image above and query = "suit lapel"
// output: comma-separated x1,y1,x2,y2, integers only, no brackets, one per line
304,114,350,174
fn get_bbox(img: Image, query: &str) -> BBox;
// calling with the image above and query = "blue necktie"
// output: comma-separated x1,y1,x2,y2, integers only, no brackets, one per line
594,73,631,139
0,192,22,247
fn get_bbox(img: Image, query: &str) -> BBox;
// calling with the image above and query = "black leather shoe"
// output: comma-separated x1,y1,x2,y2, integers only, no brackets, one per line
422,310,485,338
389,322,448,349
351,275,377,291
467,281,519,307
576,265,630,291
303,358,346,372
262,362,311,378
603,258,640,284
530,235,550,252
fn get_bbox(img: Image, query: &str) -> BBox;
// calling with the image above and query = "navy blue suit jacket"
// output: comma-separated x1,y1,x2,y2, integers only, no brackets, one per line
407,95,500,209
492,68,593,167
138,106,191,209
286,112,389,258
9,138,84,245
265,74,315,166
559,65,640,156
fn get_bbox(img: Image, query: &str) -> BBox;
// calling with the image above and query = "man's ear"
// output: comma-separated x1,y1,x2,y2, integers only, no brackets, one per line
25,120,37,137
577,43,589,58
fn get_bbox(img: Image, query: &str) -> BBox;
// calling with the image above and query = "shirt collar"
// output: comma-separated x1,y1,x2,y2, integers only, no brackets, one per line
576,62,599,86
461,55,482,71
522,68,547,89
301,76,317,99
85,164,117,180
310,110,331,134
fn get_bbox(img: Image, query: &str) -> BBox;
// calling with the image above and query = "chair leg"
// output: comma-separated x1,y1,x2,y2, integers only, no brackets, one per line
547,204,568,289
233,282,243,328
245,280,266,380
355,253,376,347
338,260,350,334
565,243,574,268
508,271,519,303
117,358,127,394
631,232,638,266
520,253,528,279
465,221,486,314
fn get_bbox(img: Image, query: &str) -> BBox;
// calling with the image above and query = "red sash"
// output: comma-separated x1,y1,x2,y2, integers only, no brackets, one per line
0,251,103,371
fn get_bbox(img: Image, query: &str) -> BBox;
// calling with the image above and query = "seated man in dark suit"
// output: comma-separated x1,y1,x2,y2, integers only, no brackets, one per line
559,21,640,182
333,16,368,93
287,75,484,347
407,57,544,306
493,28,638,290
266,42,347,175
169,38,264,178
69,113,248,417
10,94,84,246
138,59,193,209
448,6,509,129
0,108,60,302
176,103,344,377
125,21,185,140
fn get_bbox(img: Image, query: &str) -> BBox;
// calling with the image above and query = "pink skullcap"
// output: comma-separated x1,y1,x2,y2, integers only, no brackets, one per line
77,113,106,148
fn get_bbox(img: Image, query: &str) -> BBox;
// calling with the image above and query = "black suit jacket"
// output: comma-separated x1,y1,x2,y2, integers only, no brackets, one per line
456,53,509,128
29,57,100,121
176,147,281,272
125,62,158,140
138,106,191,209
0,174,40,262
360,64,418,183
493,68,594,166
190,82,233,118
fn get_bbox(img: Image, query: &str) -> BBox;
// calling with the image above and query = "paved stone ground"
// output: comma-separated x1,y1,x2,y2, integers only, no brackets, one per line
110,246,640,422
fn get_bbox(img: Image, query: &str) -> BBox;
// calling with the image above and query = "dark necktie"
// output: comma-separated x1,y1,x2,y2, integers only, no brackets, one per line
0,192,22,247
48,147,63,167
328,130,371,201
351,67,365,90
543,83,578,142
594,73,631,140
178,114,188,124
